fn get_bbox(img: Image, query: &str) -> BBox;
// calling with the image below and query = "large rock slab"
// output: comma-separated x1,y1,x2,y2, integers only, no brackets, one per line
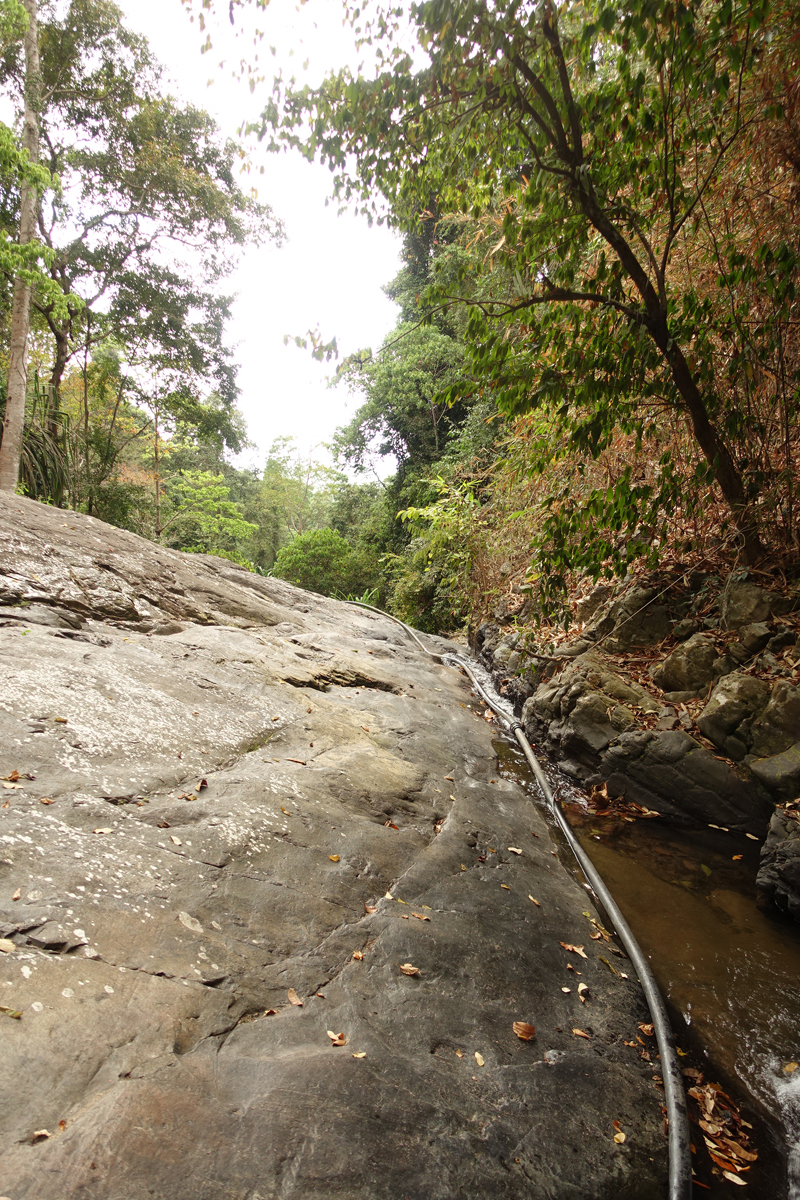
0,496,666,1199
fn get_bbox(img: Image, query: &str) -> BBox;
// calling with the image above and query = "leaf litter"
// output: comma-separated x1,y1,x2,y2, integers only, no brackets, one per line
685,1069,757,1183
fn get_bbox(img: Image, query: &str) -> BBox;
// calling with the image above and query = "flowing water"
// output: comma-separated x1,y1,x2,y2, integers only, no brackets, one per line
488,726,800,1198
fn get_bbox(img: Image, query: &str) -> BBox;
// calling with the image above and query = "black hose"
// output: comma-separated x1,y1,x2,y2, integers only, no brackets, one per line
346,600,693,1200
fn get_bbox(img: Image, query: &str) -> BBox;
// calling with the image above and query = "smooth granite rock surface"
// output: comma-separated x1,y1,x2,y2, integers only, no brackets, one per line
0,496,666,1199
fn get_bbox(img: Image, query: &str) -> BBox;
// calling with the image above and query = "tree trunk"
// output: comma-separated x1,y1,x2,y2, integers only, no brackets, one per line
0,0,41,494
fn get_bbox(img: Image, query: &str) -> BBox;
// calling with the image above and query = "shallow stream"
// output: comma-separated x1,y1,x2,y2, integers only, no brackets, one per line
492,732,800,1199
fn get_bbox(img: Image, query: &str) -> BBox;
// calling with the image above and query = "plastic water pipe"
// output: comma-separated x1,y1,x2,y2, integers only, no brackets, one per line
347,600,693,1200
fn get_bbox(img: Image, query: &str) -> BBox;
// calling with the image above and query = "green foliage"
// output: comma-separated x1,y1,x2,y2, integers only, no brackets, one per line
160,471,258,554
256,0,800,608
273,526,380,599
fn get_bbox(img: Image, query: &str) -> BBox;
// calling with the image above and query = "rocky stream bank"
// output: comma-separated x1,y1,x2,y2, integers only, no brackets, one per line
475,569,800,921
0,495,670,1200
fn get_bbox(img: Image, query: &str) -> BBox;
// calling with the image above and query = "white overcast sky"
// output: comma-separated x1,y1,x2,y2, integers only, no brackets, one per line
119,0,404,471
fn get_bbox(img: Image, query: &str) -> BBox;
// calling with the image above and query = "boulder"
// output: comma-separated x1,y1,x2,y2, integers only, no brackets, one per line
749,681,800,759
598,730,773,831
651,633,720,695
757,809,800,919
738,622,772,656
750,742,800,800
587,586,672,652
720,574,772,630
697,673,771,761
0,495,668,1200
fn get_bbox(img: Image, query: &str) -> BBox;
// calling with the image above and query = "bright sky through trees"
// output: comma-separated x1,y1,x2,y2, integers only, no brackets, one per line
119,0,402,468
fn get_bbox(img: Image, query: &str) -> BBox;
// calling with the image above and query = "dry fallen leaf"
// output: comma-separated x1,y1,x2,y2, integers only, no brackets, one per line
31,1129,51,1141
722,1172,748,1186
411,912,431,921
455,1048,463,1058
572,1028,591,1039
364,903,377,914
265,1009,277,1016
0,938,15,954
507,847,523,855
399,963,420,976
384,891,394,899
288,988,303,1007
783,1062,799,1074
352,1051,366,1058
0,1004,22,1019
578,983,590,1003
11,888,21,901
745,833,759,841
560,942,588,959
352,950,364,960
93,827,112,835
281,806,291,815
328,854,341,863
170,834,182,846
286,758,307,765
500,884,511,891
528,896,541,906
513,1022,536,1041
39,798,54,805
638,1023,654,1037
444,775,454,781
326,1030,347,1046
732,854,743,861
613,1131,626,1144
474,1052,485,1066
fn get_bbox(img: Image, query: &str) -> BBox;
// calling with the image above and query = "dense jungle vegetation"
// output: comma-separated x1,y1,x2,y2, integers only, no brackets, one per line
0,0,798,635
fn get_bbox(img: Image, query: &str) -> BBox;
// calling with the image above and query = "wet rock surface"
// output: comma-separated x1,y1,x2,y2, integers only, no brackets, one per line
0,496,665,1199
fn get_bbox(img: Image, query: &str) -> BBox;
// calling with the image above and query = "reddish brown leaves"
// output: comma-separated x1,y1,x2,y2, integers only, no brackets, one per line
560,942,588,959
326,1030,347,1047
399,963,420,976
287,989,303,1007
512,1022,536,1041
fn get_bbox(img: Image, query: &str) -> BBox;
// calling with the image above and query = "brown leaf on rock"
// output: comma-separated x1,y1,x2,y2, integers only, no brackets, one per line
474,1052,485,1066
352,1051,366,1058
39,798,54,805
500,884,511,890
411,912,430,921
287,989,303,1006
0,1004,23,1019
638,1023,654,1037
399,963,420,976
383,820,399,829
364,903,377,914
578,983,590,1002
455,1048,463,1058
0,938,15,954
197,778,208,790
560,942,588,959
507,847,523,855
11,888,21,901
572,1028,591,1039
513,1022,536,1041
265,1009,277,1016
528,895,541,906
93,827,112,835
170,834,182,845
30,1129,50,1141
444,775,454,781
328,854,340,862
352,950,364,960
326,1030,347,1046
286,758,307,765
